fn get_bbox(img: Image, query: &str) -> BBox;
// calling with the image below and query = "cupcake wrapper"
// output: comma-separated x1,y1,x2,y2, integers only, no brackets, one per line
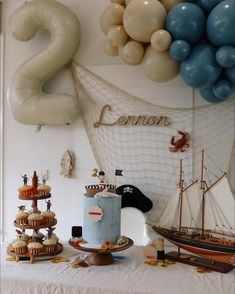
17,219,28,225
15,247,28,255
28,248,42,256
28,220,42,227
44,245,57,253
43,217,54,224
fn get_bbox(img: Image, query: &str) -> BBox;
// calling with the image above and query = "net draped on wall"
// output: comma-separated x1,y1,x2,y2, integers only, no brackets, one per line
70,62,235,212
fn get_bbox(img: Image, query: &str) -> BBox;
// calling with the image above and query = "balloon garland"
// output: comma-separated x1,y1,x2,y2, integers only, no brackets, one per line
100,0,235,103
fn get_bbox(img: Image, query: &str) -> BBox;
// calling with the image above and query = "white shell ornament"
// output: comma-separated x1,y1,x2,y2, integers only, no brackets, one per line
60,150,75,178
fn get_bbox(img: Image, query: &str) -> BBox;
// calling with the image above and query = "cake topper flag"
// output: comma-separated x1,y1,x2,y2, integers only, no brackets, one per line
115,169,123,176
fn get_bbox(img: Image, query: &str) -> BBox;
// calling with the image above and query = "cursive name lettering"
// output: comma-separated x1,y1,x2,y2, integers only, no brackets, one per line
93,105,170,128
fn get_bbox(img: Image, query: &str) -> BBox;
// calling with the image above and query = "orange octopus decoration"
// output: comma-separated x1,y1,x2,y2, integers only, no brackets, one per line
169,130,190,152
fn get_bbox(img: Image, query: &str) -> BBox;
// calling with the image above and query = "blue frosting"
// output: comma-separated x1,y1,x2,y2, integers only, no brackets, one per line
83,194,121,245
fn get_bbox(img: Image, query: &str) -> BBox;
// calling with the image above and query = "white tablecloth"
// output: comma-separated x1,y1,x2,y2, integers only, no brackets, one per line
1,242,234,294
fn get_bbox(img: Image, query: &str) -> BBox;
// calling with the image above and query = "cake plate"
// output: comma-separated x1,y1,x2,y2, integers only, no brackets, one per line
69,237,133,266
7,242,63,263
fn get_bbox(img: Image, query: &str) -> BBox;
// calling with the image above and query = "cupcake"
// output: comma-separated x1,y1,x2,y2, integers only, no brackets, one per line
27,213,43,227
28,208,41,215
42,211,55,224
43,238,57,254
51,233,59,243
27,241,43,256
12,239,28,255
37,185,51,196
32,231,45,242
19,233,31,243
18,185,34,197
15,211,29,225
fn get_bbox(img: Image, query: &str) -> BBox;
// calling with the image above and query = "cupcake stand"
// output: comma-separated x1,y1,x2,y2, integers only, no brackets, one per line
69,237,133,266
7,175,63,263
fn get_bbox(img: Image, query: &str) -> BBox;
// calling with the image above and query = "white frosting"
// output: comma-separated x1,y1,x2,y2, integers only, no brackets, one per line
28,242,43,249
43,239,57,246
12,240,27,248
94,189,120,198
28,213,43,221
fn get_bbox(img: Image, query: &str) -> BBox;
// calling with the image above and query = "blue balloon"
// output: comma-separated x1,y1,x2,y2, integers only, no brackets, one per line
166,3,206,44
207,0,235,47
216,46,235,68
199,86,224,103
197,0,224,13
225,65,235,84
212,78,234,99
169,40,191,61
180,43,222,88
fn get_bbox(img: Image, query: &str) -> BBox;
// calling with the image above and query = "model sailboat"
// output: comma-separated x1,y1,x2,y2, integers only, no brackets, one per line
152,150,235,264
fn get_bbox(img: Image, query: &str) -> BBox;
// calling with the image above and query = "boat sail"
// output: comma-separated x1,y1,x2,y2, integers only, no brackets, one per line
152,150,235,264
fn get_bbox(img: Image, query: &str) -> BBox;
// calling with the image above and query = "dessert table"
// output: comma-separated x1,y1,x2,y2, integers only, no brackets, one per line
1,242,234,294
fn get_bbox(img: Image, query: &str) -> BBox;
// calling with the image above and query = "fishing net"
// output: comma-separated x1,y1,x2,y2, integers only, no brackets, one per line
70,62,235,208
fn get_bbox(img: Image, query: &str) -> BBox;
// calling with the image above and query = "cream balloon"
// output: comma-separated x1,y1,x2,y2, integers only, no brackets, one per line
105,39,119,56
110,0,125,4
107,25,129,47
123,0,167,43
125,0,133,6
160,0,183,12
119,40,144,64
143,45,179,82
100,3,125,34
151,30,172,52
8,0,81,125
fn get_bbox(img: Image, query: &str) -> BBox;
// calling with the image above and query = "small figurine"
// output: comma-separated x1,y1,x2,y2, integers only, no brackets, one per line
21,174,28,186
45,199,52,212
91,168,98,177
46,227,56,239
31,204,39,213
98,171,106,186
42,174,47,185
32,171,39,189
18,205,26,212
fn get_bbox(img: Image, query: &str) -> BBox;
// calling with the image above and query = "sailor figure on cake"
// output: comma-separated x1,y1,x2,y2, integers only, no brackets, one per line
98,171,106,188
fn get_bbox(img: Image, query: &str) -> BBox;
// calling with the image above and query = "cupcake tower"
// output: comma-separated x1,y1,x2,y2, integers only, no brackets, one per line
7,171,62,263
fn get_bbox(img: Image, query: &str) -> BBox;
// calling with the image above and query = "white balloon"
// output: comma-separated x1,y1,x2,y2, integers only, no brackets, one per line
125,0,133,6
151,30,172,52
160,0,183,12
105,39,119,56
110,0,125,4
107,25,129,47
100,3,125,34
119,40,144,64
143,45,179,82
8,0,81,125
123,0,167,43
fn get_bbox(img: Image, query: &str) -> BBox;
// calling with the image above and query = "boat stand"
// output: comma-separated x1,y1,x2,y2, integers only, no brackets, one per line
165,251,234,273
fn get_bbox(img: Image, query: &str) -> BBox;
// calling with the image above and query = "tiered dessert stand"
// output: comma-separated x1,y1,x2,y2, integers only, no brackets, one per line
7,172,63,263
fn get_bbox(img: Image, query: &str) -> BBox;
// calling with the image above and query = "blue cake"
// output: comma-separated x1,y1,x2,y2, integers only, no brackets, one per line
83,191,121,245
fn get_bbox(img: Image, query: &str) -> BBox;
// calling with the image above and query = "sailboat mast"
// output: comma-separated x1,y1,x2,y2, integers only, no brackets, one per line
178,159,184,230
200,150,205,238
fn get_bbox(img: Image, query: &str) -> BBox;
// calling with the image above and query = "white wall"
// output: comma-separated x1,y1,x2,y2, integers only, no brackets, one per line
1,0,233,243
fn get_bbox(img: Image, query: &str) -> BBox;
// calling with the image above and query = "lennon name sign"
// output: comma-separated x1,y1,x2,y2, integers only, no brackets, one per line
94,105,170,128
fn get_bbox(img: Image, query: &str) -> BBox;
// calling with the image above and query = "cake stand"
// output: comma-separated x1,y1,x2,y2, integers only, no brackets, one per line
69,237,133,266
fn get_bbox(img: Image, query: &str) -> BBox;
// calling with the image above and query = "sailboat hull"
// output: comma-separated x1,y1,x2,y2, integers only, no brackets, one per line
153,227,235,264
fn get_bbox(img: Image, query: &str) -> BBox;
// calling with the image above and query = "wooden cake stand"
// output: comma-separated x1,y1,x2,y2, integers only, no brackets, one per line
69,237,133,266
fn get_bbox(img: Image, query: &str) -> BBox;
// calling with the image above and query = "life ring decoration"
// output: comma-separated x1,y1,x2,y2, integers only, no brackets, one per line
8,0,81,125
